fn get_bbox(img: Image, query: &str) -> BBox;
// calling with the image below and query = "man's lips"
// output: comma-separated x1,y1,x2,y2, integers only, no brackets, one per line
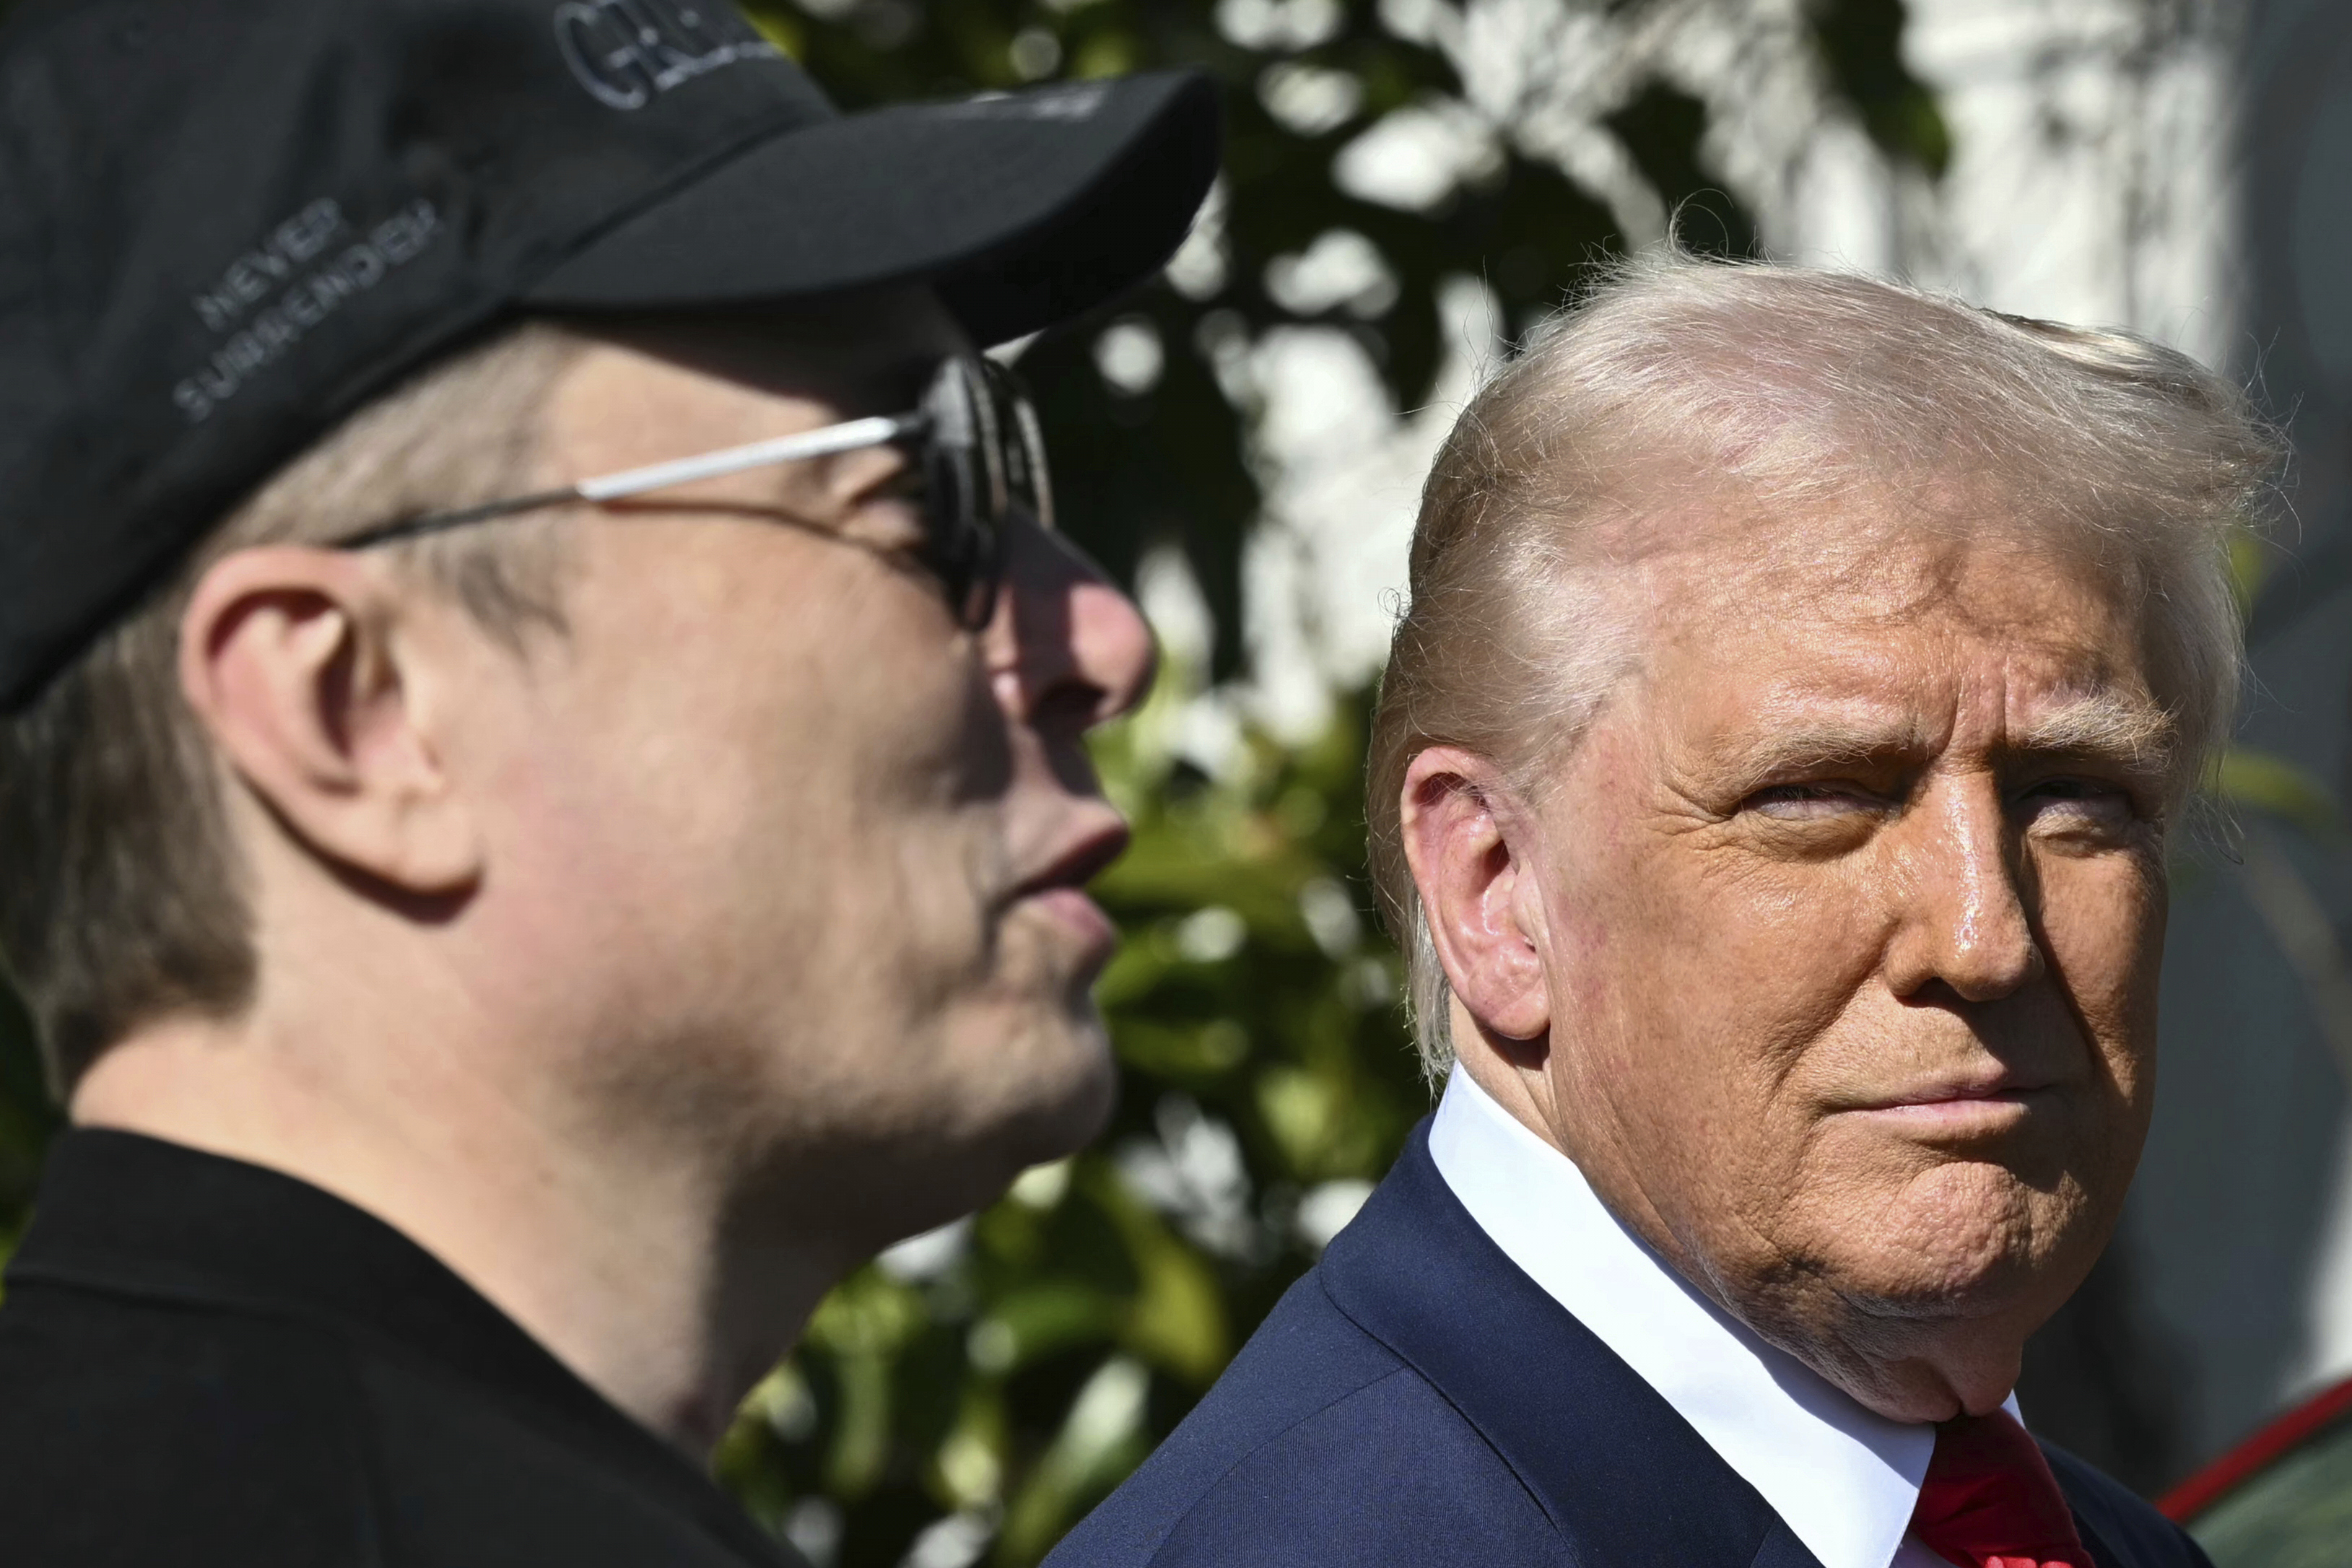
1838,1072,2061,1131
1008,818,1131,958
1023,885,1118,956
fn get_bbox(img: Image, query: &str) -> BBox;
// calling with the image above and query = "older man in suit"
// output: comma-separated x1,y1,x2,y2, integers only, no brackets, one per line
1050,259,2262,1568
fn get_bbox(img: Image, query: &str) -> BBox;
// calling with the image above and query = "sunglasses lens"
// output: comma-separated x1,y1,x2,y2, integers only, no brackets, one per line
993,364,1055,535
915,443,986,630
915,359,1051,630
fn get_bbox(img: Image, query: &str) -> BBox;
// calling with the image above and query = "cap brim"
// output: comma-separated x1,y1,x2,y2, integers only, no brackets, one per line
521,70,1219,347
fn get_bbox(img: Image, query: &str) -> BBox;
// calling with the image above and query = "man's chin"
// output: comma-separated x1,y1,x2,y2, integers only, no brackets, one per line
1807,1210,2090,1332
997,1016,1119,1164
773,1026,1116,1260
922,998,1118,1187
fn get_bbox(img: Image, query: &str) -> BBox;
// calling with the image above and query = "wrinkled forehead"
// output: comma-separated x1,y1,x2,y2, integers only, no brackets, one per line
1603,461,2146,630
1606,482,2177,757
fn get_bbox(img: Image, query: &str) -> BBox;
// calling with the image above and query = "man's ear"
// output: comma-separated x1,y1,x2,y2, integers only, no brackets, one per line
1398,746,1551,1042
178,546,483,895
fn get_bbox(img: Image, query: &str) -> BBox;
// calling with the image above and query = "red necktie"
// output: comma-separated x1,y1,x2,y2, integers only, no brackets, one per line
1909,1409,2096,1568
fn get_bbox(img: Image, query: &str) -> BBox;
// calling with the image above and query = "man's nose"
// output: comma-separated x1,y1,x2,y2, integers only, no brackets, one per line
1882,775,2046,1003
985,514,1157,732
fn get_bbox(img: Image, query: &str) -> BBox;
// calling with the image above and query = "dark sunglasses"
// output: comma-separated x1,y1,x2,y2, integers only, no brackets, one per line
337,356,1052,630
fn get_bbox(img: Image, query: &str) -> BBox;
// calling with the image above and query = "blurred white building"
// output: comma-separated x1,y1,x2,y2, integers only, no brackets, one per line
1178,0,2352,1480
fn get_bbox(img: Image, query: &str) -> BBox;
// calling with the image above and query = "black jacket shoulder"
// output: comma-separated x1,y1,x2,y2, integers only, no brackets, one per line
0,1130,798,1568
0,1284,375,1566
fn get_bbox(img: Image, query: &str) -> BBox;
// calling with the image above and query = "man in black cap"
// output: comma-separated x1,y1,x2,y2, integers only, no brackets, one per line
0,1,1216,1562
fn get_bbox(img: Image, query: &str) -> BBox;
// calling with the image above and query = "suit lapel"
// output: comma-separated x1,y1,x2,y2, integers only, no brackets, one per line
2072,1510,2127,1568
1754,1520,1839,1568
1318,1120,1827,1568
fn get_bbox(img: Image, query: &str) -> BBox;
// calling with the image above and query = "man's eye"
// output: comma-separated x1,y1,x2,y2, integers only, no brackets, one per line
2018,778,2138,831
842,488,933,557
1743,783,1878,820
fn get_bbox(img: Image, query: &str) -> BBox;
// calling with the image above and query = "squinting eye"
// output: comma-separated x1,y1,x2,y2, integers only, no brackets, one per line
2019,778,2136,828
839,486,933,560
1744,783,1877,819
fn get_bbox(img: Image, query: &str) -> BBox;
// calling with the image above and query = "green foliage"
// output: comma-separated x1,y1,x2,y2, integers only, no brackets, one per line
1811,0,1951,176
2208,518,2344,847
2214,747,2345,845
740,0,1808,678
1606,80,1757,257
730,0,1948,685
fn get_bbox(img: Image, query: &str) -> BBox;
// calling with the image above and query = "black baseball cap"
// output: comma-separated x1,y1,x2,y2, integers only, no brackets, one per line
0,0,1221,710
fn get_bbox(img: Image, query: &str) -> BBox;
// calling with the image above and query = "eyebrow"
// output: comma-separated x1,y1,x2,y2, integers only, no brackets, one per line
1715,689,2179,791
2009,691,2178,772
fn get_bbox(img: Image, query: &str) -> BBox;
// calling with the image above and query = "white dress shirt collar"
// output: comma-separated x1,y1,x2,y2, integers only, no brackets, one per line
1427,1064,1970,1568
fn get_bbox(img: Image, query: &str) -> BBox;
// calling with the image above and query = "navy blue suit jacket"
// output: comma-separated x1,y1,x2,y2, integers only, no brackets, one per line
1049,1120,2210,1568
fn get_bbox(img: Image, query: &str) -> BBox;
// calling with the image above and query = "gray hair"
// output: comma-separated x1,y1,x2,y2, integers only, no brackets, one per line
1365,253,2281,1081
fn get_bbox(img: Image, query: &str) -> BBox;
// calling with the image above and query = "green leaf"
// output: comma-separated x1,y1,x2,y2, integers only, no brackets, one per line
1084,1162,1229,1386
2213,746,2346,842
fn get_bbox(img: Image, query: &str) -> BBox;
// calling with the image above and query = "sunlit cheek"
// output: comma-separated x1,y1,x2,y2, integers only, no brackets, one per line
1599,892,1858,1201
1584,781,1852,1072
1682,876,1922,1223
1704,876,1884,1073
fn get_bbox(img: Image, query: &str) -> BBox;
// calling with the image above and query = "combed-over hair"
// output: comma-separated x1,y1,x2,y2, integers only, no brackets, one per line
0,321,589,1092
1367,253,2281,1081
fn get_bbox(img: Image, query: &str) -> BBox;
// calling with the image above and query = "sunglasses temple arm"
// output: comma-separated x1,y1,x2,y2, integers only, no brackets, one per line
339,409,927,550
336,486,584,548
575,413,922,503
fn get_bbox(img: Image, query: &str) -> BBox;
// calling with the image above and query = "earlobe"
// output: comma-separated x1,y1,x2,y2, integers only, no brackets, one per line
179,546,484,896
1398,747,1552,1043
